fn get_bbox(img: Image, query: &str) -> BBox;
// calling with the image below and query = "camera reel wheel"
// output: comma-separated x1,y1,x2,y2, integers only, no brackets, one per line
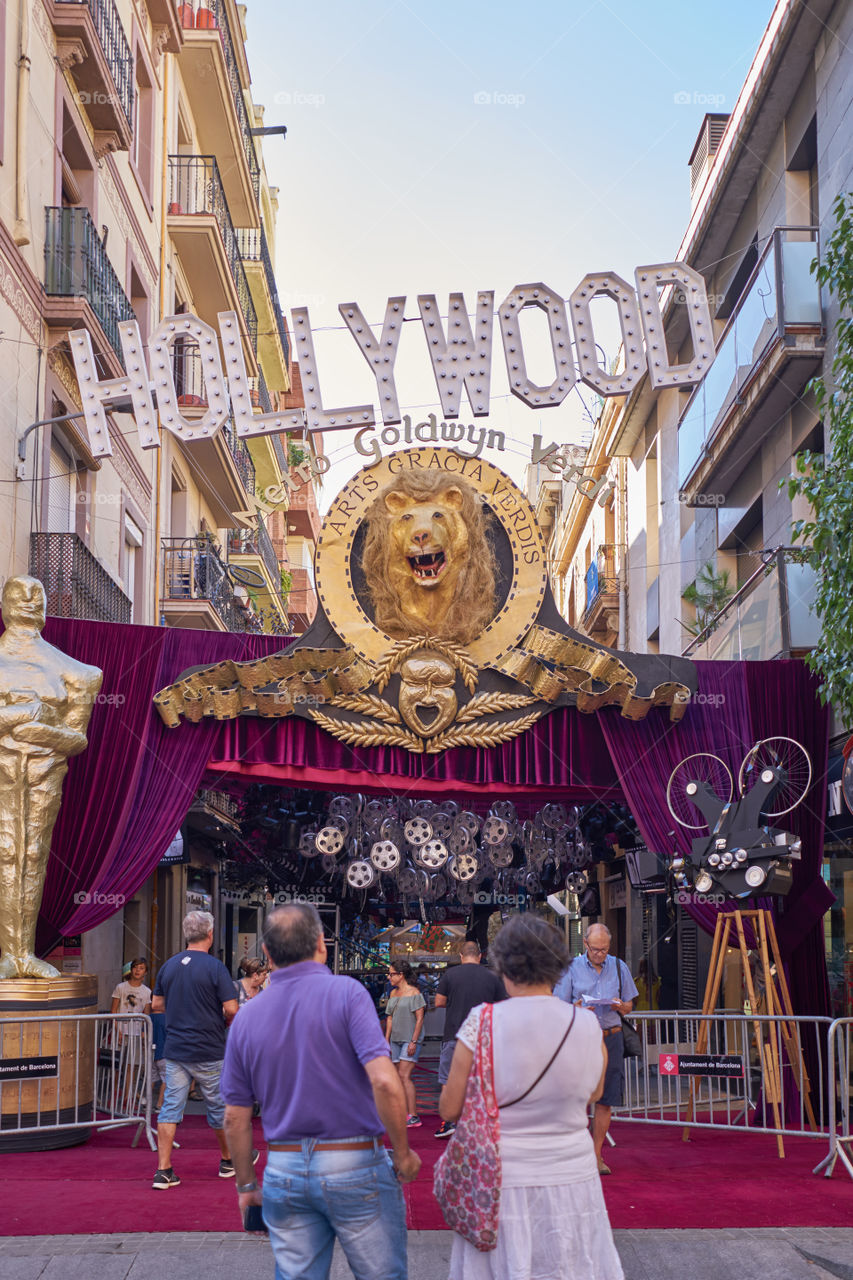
327,813,350,838
320,852,339,875
490,800,517,823
457,811,481,836
396,867,420,896
737,736,813,818
430,811,453,839
404,817,433,846
430,873,448,899
482,816,510,846
541,803,567,831
448,852,479,882
488,842,514,869
418,839,449,869
448,827,472,856
328,795,357,824
370,841,401,872
666,753,734,830
413,799,437,820
315,826,346,856
346,860,376,890
566,870,588,894
299,829,320,858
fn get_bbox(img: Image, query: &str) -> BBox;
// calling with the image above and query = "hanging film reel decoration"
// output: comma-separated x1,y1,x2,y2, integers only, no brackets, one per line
370,841,401,872
346,860,376,890
314,826,346,857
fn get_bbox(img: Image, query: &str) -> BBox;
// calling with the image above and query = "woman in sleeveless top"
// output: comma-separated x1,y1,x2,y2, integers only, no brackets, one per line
439,915,624,1280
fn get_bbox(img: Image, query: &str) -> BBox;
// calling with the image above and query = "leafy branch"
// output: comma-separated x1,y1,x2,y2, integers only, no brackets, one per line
786,192,853,722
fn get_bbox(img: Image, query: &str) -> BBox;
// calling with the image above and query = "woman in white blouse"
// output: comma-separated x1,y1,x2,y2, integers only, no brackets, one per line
439,915,624,1280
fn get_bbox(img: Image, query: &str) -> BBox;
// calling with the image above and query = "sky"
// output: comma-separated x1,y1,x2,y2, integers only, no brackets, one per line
244,0,775,500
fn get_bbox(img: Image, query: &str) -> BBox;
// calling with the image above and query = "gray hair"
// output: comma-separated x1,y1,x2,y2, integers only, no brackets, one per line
183,910,214,943
263,905,323,967
584,923,612,942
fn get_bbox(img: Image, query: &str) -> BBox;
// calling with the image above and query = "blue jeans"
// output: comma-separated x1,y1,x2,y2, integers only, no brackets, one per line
158,1059,225,1129
263,1138,407,1280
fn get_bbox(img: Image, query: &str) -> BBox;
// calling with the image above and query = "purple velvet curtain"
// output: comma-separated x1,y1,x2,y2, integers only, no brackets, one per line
16,616,831,1018
32,621,282,954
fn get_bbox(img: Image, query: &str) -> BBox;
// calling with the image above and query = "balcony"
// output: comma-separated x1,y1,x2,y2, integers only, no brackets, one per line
683,548,819,661
161,535,261,631
227,518,289,630
49,0,134,152
582,545,620,643
44,206,135,370
167,156,258,369
236,225,290,390
679,226,824,495
288,566,317,633
249,369,273,415
173,0,260,225
30,532,131,623
287,478,322,542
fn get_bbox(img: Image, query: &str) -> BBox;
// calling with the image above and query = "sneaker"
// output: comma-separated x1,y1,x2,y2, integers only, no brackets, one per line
219,1148,260,1178
406,1115,422,1128
152,1168,181,1190
434,1120,456,1139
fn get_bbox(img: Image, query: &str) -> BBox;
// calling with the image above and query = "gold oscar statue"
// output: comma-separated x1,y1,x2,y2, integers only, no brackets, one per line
0,577,102,979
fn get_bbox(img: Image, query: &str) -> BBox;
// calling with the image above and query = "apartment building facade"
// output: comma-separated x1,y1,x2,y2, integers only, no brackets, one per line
539,0,853,1014
0,0,324,999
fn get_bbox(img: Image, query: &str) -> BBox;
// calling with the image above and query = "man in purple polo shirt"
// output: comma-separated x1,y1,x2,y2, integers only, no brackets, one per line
222,903,421,1280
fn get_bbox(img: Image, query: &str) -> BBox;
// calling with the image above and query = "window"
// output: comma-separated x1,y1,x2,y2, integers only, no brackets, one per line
47,439,77,534
131,45,155,202
124,512,144,620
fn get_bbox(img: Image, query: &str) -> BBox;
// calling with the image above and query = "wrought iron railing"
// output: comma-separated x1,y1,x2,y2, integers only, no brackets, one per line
30,532,132,623
236,224,291,366
174,0,260,199
584,544,620,613
222,420,256,494
56,0,134,128
227,516,280,587
168,155,258,350
162,535,254,631
249,367,272,414
44,207,136,364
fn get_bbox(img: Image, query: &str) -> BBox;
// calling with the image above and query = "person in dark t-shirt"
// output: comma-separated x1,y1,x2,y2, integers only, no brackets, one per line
151,910,242,1190
433,940,506,1137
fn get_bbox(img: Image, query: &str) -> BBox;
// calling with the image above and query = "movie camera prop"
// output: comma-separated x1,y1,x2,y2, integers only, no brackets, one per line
663,737,812,899
661,737,818,1157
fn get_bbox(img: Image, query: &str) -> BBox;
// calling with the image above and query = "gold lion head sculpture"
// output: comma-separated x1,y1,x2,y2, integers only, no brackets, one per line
361,470,497,645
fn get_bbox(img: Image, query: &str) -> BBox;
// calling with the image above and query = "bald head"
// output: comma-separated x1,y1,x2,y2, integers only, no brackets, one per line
263,904,324,968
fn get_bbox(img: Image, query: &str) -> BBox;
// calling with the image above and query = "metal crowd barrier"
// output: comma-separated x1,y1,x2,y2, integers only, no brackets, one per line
814,1016,852,1180
612,1011,832,1141
0,1013,154,1150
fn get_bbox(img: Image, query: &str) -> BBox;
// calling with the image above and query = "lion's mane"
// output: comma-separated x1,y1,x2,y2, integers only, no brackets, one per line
360,470,497,645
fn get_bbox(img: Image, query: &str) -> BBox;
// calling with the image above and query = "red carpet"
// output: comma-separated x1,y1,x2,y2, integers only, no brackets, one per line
2,1114,851,1235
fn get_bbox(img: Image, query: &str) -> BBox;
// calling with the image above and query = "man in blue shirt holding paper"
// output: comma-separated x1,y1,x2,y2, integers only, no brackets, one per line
554,923,638,1175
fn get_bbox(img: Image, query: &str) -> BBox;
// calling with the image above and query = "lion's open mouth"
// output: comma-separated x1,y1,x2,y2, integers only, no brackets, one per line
407,551,447,583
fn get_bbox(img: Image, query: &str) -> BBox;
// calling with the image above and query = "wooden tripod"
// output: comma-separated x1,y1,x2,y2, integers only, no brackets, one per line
683,908,817,1157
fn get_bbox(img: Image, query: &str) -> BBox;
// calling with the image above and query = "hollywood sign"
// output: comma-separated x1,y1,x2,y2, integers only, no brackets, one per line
69,262,713,459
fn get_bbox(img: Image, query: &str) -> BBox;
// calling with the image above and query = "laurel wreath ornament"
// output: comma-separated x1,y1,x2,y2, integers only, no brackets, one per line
374,636,478,694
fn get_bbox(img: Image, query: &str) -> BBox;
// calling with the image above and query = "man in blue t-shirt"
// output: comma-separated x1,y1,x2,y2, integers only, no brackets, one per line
151,909,241,1189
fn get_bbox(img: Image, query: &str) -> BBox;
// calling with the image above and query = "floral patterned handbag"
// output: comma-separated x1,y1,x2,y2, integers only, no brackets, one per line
433,1002,501,1252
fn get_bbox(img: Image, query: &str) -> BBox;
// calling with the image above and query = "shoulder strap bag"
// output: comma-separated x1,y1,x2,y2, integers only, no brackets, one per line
617,960,643,1059
433,1004,576,1251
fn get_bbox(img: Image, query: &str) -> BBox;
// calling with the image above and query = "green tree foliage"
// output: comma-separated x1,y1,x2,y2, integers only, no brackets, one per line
681,562,735,636
787,192,853,723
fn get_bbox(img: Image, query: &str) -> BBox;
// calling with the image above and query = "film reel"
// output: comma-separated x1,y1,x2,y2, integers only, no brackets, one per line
404,817,433,846
370,841,401,871
346,860,376,889
418,839,449,869
314,826,345,856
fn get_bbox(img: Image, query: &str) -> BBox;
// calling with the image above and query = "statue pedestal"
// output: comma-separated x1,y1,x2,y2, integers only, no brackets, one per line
0,974,98,1150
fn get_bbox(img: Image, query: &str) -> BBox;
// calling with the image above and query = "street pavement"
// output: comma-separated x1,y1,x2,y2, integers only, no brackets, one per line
1,1229,852,1279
